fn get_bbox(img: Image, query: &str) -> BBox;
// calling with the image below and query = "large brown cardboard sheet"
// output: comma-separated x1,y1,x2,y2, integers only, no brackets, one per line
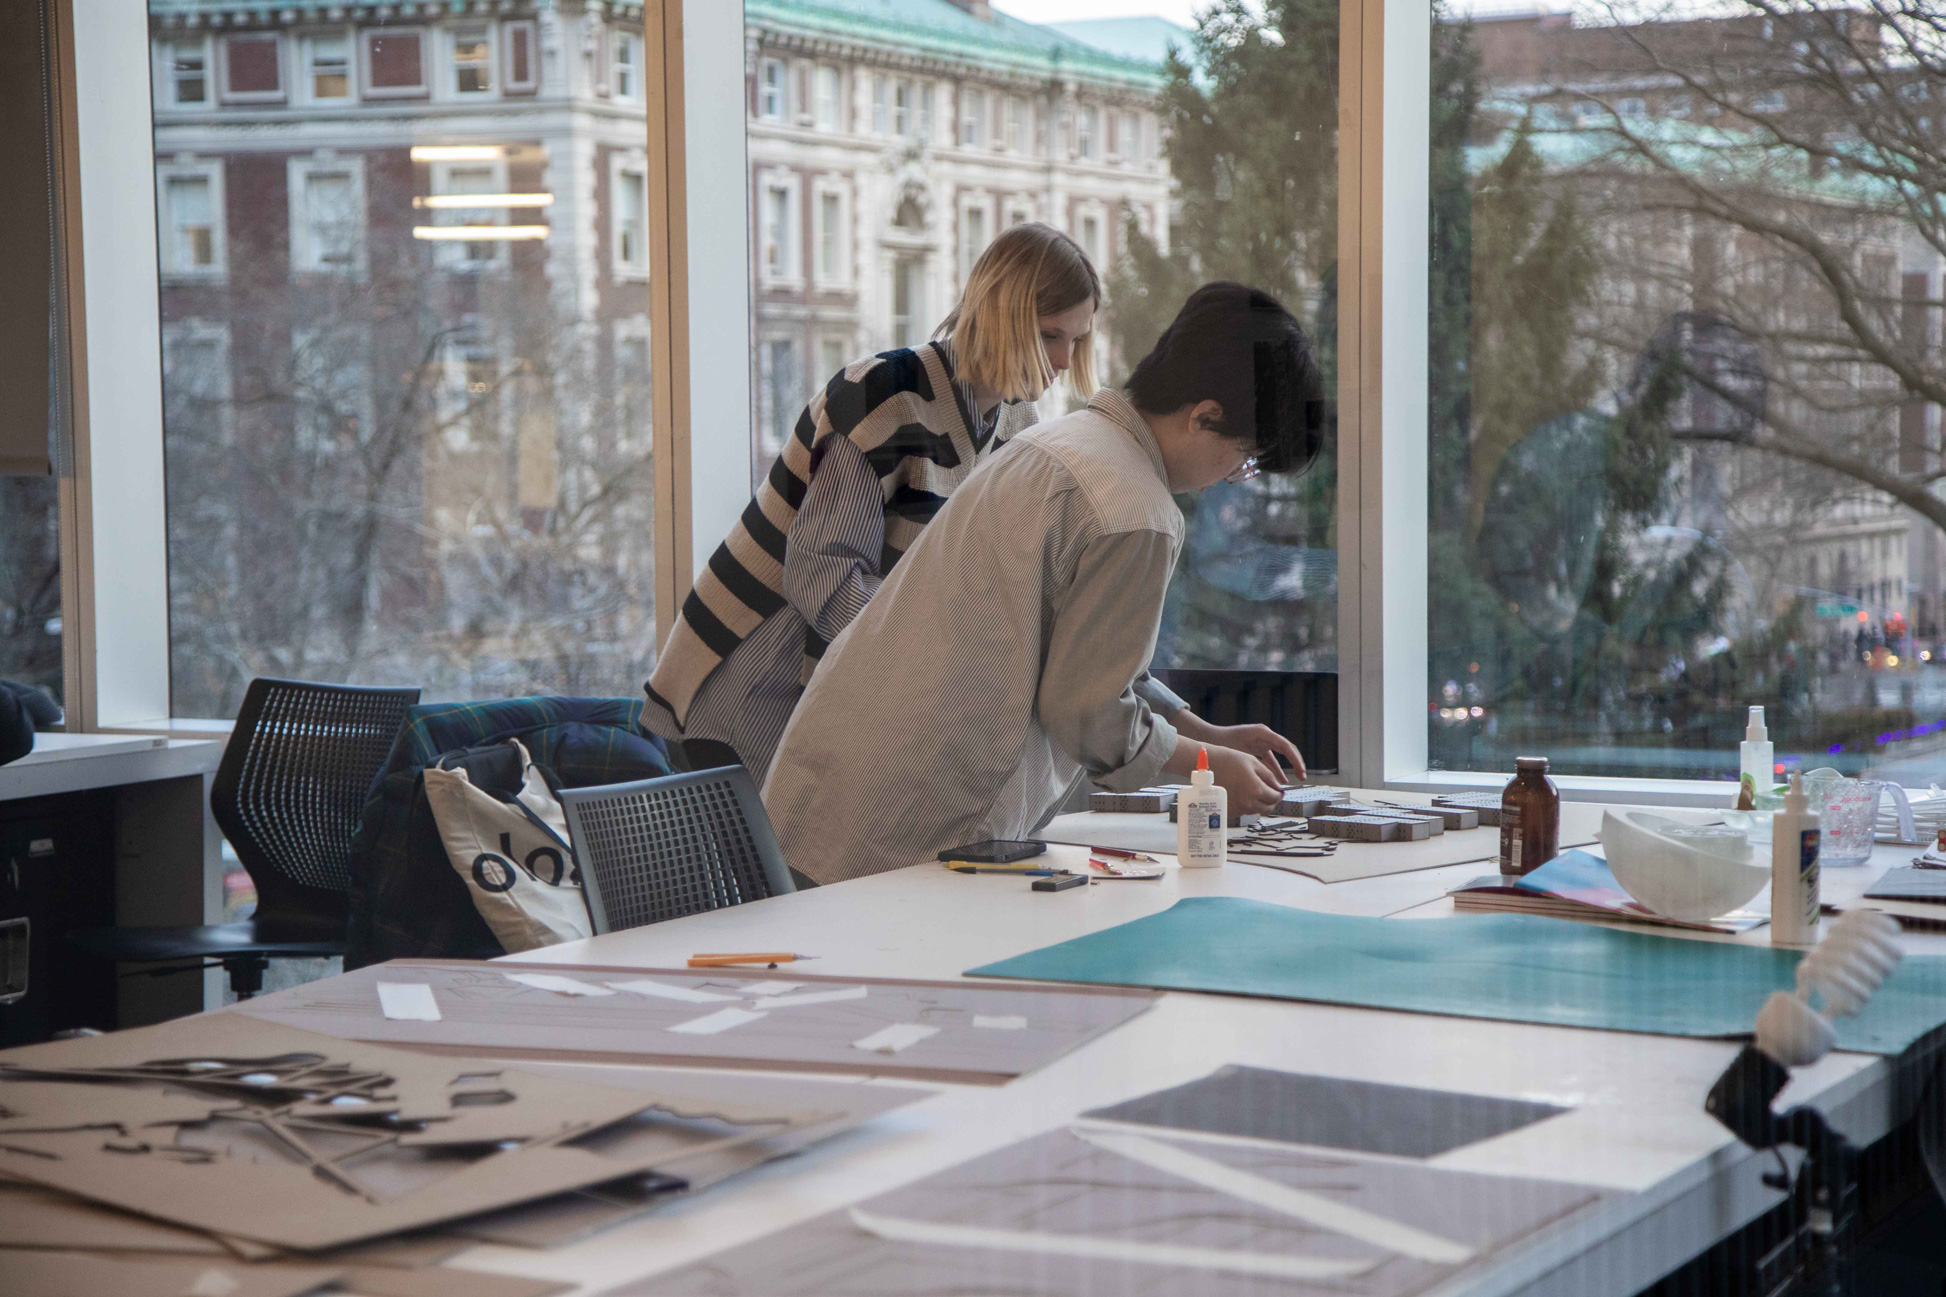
0,1013,832,1251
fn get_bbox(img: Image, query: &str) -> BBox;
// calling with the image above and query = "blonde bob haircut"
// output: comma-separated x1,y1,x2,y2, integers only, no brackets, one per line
935,222,1100,402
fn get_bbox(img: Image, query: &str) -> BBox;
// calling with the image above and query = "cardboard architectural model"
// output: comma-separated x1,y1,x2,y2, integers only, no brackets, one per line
0,1012,835,1252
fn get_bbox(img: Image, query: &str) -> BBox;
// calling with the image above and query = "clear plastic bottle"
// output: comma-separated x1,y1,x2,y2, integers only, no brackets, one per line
1737,706,1773,811
1176,749,1228,869
1498,756,1560,877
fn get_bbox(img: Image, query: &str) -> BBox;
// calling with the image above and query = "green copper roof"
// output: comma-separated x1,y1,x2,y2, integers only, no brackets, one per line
746,0,1167,90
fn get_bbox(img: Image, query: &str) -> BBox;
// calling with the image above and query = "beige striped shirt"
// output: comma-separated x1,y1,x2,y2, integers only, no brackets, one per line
763,389,1184,885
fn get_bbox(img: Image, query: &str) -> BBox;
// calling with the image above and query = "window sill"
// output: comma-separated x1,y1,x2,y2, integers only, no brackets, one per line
98,717,234,739
1384,769,1748,810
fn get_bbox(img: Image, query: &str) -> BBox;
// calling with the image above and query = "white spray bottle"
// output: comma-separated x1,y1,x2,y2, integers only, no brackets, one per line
1738,706,1772,810
1176,748,1227,869
1770,771,1820,946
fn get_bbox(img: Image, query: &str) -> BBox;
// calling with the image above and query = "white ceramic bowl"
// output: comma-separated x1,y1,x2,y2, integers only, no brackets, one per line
1600,809,1766,921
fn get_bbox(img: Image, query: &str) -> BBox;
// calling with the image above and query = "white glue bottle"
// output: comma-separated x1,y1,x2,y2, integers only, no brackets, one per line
1176,748,1228,869
1738,706,1773,810
1770,771,1820,946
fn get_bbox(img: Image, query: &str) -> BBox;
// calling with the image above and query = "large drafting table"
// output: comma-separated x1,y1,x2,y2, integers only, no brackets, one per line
427,824,1940,1295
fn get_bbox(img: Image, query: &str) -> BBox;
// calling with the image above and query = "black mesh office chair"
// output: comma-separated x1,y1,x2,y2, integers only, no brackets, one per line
559,766,796,935
71,678,419,998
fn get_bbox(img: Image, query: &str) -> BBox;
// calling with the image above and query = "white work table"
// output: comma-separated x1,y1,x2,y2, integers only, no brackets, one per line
447,824,1944,1297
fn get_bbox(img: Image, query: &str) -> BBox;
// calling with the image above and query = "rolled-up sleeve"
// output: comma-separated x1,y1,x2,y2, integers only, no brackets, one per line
1132,673,1187,716
1037,528,1181,792
781,435,885,642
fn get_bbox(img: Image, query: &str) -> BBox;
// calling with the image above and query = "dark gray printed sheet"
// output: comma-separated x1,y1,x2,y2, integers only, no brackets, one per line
1083,1064,1570,1158
630,1126,1607,1296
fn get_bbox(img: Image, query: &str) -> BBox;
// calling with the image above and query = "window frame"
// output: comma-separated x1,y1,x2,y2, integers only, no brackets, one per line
361,27,429,100
156,35,213,111
813,63,841,131
285,153,368,279
613,30,643,102
812,177,849,290
217,32,286,106
298,30,355,105
155,159,226,281
612,153,651,281
447,23,496,99
426,156,513,271
758,57,786,121
756,168,802,288
503,19,539,95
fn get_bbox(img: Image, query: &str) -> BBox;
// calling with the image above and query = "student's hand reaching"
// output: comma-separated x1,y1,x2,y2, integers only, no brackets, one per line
1203,744,1285,816
1170,712,1307,785
1199,723,1306,785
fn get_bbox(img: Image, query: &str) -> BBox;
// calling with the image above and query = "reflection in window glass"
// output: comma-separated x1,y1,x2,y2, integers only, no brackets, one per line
0,477,61,710
745,2,1338,759
153,5,653,717
1427,1,1946,781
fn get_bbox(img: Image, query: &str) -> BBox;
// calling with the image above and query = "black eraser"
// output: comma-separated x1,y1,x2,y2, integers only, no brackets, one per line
1033,873,1088,892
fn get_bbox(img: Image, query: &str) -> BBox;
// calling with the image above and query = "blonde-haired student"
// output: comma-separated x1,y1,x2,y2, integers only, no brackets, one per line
644,221,1186,782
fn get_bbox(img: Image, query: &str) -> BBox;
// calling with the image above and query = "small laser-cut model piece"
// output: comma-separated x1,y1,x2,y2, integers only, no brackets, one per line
1383,802,1481,830
1350,808,1444,837
1432,792,1504,826
1308,814,1432,843
1089,787,1179,814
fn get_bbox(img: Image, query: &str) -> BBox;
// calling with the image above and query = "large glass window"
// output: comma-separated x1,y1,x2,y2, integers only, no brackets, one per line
154,8,655,717
0,478,61,708
743,0,1339,762
1427,1,1946,781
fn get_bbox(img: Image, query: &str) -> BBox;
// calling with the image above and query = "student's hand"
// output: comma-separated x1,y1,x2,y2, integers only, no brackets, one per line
1171,712,1306,785
1200,723,1306,785
1204,745,1285,817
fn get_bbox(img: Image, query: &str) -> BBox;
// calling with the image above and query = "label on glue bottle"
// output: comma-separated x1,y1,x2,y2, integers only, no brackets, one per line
1176,748,1228,869
1796,828,1821,933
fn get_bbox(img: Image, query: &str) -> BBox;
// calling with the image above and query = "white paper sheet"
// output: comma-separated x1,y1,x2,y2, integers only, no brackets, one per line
375,983,441,1022
605,978,737,1004
847,1208,1374,1280
737,980,804,996
667,1007,769,1036
502,972,617,997
972,1015,1027,1030
851,1023,939,1054
750,986,869,1011
1077,1130,1474,1263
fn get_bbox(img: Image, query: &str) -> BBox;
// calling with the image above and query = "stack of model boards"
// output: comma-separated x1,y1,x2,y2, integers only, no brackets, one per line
0,962,1157,1296
1058,787,1606,884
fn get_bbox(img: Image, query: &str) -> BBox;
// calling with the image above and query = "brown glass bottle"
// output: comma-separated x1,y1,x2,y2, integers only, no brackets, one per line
1498,756,1559,876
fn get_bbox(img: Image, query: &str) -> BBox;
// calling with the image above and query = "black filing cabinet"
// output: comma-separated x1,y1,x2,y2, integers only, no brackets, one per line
0,790,117,1046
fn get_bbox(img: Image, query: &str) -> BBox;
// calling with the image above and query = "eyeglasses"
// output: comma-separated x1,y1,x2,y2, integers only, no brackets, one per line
1224,455,1261,485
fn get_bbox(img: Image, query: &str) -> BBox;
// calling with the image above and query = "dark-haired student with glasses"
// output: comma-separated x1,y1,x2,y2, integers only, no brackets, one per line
763,283,1330,887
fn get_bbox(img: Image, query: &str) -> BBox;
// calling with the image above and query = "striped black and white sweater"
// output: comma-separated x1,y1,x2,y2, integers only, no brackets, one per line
639,342,1037,780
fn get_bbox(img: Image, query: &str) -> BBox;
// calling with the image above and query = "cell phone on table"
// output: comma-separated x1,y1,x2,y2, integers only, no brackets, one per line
939,839,1046,864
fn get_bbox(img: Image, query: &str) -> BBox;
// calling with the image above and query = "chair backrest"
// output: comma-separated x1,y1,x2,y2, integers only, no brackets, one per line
213,678,420,939
559,765,795,935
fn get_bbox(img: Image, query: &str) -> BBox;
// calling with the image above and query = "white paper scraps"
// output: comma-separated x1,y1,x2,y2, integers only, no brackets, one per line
848,1209,1374,1280
186,1268,242,1297
749,986,869,1012
666,1007,769,1036
972,1015,1027,1030
851,1023,939,1054
503,972,618,997
604,978,737,1004
1076,1129,1474,1264
376,982,442,1022
737,980,804,996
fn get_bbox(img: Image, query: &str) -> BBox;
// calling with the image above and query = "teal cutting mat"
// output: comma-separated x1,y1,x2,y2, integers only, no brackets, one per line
967,898,1946,1054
